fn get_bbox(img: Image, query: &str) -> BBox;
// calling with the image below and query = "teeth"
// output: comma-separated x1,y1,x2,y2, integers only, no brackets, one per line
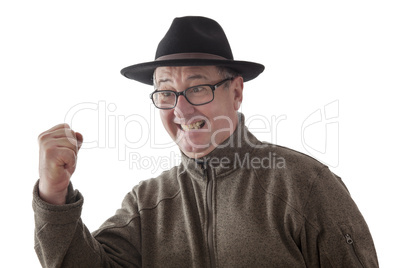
181,120,205,131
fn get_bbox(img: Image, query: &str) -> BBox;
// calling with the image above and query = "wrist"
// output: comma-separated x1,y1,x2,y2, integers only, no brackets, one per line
38,179,68,205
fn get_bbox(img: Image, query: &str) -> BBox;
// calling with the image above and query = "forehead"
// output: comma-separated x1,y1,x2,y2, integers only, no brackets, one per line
155,66,219,80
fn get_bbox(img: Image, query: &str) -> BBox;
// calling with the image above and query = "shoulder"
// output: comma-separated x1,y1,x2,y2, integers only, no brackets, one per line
250,142,338,210
242,129,326,176
252,142,327,176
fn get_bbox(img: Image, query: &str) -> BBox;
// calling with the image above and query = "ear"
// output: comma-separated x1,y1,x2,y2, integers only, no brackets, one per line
232,76,244,111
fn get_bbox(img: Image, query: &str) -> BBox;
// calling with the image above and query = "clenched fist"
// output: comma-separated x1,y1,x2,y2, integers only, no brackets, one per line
38,124,83,205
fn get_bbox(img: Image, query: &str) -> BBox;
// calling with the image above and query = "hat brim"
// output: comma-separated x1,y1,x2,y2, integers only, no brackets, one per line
120,59,264,86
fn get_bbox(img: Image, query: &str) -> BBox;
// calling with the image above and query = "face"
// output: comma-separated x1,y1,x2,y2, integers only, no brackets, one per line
154,66,244,159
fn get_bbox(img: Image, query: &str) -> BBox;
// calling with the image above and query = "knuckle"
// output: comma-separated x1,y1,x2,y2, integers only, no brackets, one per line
38,132,50,144
67,137,78,147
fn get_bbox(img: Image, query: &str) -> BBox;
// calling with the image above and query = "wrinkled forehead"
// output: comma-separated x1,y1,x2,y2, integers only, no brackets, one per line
154,66,220,84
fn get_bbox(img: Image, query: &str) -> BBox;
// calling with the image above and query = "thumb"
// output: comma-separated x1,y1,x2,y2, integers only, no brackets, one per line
75,132,84,151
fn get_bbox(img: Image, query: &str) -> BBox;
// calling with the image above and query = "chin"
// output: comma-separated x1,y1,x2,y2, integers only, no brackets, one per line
178,138,213,157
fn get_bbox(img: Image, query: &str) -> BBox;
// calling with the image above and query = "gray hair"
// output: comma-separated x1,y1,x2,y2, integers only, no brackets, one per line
216,66,240,80
216,66,240,89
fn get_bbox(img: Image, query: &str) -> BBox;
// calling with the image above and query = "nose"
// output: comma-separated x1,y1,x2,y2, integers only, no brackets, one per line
174,94,195,117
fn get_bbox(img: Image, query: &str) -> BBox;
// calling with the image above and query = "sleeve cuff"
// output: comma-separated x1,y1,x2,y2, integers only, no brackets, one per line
32,179,84,224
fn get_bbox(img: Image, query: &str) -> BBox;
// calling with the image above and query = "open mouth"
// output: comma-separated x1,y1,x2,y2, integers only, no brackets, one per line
180,120,206,131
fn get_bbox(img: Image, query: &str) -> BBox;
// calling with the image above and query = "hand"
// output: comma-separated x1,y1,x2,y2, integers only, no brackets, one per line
38,124,83,205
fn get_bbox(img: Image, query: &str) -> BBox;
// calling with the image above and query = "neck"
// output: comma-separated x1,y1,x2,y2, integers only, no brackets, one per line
181,112,266,177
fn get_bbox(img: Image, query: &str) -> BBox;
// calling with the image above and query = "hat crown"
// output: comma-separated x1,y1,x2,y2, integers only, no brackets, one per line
121,16,264,85
155,16,234,60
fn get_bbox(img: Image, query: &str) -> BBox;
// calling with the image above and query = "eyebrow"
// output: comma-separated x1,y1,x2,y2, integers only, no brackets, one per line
157,78,172,87
187,74,208,81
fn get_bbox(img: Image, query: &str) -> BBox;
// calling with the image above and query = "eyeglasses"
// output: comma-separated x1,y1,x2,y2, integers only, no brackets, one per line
150,78,233,109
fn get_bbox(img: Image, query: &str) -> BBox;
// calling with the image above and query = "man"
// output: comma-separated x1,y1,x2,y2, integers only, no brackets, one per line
33,16,378,267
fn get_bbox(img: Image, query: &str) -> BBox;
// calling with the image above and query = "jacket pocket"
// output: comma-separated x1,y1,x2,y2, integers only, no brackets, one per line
339,220,380,268
343,232,365,267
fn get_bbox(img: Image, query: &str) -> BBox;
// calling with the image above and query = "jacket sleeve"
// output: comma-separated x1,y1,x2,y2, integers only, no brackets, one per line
32,180,142,268
299,167,379,267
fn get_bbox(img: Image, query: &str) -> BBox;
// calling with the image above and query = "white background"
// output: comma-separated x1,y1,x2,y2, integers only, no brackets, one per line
1,0,401,267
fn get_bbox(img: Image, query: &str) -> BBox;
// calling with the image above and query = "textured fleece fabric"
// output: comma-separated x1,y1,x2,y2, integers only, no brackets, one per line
33,113,378,267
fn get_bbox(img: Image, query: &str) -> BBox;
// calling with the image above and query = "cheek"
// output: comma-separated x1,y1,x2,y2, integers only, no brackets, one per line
206,96,234,118
206,100,236,130
215,90,235,109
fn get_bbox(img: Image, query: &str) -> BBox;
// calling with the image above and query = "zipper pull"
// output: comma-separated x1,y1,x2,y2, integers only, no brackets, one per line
345,234,354,245
202,162,208,177
195,159,208,177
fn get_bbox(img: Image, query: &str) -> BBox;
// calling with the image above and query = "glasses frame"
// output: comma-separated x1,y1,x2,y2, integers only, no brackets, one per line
150,77,234,110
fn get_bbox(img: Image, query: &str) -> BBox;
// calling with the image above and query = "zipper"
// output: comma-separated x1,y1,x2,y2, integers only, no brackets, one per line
199,161,216,268
344,234,365,267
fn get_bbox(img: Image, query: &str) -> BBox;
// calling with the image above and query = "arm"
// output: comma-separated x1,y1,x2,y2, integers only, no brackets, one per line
33,181,142,267
34,124,141,267
300,167,379,267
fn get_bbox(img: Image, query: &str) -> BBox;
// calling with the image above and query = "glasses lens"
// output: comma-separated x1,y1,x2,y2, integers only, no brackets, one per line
152,91,176,109
186,86,213,105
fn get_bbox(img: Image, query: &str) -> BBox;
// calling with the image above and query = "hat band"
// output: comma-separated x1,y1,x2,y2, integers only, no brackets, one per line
156,52,227,61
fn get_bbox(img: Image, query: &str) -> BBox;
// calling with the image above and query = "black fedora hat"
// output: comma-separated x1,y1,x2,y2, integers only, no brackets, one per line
121,16,264,85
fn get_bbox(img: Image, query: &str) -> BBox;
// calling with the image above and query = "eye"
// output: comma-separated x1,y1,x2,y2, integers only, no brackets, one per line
189,86,208,94
161,91,173,97
153,91,175,102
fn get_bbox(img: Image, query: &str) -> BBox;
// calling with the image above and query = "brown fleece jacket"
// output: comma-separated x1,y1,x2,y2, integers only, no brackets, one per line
33,114,378,267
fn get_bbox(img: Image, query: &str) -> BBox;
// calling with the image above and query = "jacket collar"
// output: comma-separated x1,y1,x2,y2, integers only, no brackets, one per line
181,113,265,179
